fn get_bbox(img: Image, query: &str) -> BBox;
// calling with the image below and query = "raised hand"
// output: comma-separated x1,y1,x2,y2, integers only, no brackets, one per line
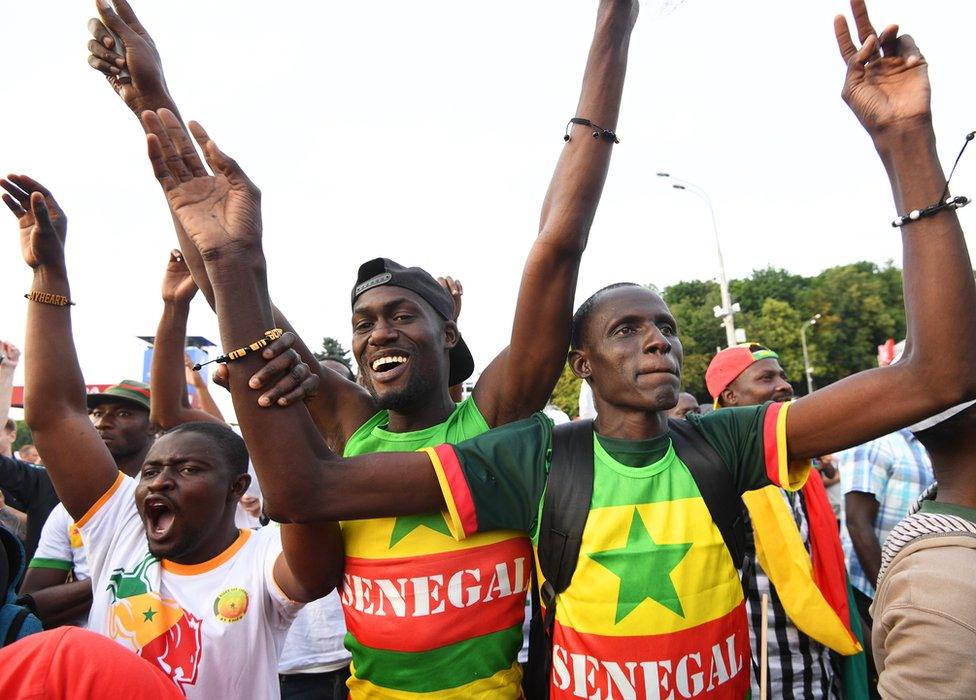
834,0,930,136
437,276,464,321
161,249,199,305
142,109,262,260
87,0,171,115
0,176,68,270
0,342,21,370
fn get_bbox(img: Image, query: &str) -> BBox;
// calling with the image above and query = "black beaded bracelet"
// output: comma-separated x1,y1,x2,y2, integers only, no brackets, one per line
564,117,619,144
893,131,973,227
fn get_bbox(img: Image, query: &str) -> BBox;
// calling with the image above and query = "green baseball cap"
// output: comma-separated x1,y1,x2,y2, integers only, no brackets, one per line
86,380,151,412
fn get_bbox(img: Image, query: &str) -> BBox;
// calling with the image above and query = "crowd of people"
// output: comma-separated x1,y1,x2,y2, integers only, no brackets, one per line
1,0,974,698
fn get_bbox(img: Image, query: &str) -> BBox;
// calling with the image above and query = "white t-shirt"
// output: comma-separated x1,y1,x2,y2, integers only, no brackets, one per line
278,591,351,674
32,502,90,580
79,474,302,698
30,502,90,627
578,381,597,420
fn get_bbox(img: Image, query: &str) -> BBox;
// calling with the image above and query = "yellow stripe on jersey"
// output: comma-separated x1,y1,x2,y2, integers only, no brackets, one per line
340,516,521,560
549,498,743,638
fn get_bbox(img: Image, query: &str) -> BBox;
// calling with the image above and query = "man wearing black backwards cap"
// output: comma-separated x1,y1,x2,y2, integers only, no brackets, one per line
141,0,640,694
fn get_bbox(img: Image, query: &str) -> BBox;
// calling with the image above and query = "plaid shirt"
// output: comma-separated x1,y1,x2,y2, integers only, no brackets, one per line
838,429,933,597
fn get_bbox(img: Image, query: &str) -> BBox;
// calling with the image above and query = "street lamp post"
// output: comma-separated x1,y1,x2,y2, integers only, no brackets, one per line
657,173,738,348
800,313,822,394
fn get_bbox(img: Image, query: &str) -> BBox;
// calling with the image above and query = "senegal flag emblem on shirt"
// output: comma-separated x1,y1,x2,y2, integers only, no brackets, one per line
105,553,203,693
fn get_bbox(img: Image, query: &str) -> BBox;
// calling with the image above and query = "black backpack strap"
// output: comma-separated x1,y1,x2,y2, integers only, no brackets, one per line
667,418,746,569
523,419,594,700
3,606,30,647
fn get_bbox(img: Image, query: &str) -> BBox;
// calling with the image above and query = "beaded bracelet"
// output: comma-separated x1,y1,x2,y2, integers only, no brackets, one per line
192,329,284,371
564,117,619,144
24,291,75,306
893,131,973,228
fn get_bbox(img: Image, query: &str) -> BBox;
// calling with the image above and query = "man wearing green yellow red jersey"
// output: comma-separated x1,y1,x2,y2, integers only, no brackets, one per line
133,0,642,695
200,1,975,698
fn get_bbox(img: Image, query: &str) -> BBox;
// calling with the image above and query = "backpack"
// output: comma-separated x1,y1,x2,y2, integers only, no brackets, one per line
0,525,43,647
522,418,746,699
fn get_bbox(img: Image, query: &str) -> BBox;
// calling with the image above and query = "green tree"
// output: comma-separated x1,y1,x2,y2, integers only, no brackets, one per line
661,280,724,401
657,261,907,400
314,336,353,371
550,362,582,417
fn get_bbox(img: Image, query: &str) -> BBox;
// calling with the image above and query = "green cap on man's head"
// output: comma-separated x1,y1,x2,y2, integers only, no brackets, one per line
86,380,151,412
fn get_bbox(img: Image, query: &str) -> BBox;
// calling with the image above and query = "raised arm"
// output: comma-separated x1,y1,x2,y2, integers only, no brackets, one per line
141,114,342,601
787,0,976,458
150,250,224,430
185,357,225,421
1,176,119,521
473,0,639,427
88,2,374,449
0,342,20,430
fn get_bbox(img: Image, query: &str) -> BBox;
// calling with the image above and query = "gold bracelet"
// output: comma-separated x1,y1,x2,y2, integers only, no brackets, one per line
192,329,284,370
24,291,74,306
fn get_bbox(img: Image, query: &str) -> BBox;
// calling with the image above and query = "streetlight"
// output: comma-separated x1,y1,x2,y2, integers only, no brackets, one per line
800,313,822,395
656,173,739,348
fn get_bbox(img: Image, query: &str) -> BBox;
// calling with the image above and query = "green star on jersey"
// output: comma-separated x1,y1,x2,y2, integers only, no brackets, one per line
143,607,157,622
389,512,452,548
588,508,693,623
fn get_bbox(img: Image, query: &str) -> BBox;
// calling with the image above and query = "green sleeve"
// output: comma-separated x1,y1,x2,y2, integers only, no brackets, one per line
432,413,552,538
686,402,780,494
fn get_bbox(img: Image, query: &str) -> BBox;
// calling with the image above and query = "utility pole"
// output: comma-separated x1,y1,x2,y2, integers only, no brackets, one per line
800,313,822,394
657,173,739,347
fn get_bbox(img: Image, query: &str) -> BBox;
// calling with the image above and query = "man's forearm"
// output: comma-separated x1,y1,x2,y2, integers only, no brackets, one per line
205,253,336,515
150,300,193,429
847,522,882,588
28,579,93,628
537,1,636,245
877,123,976,399
480,0,637,423
0,365,15,428
25,266,89,428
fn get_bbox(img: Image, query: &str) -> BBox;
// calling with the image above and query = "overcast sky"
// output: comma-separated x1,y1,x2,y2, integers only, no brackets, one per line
2,0,973,421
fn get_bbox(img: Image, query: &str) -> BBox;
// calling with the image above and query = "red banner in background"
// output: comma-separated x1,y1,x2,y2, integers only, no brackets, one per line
10,384,114,408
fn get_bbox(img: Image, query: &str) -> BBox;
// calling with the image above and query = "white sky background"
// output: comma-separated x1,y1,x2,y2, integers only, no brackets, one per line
1,0,973,422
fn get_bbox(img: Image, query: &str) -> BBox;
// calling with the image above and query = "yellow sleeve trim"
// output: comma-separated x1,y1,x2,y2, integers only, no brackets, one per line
778,402,810,492
422,447,467,541
75,472,125,529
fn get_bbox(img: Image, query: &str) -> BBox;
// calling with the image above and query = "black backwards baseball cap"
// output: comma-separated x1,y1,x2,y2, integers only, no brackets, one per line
352,258,475,386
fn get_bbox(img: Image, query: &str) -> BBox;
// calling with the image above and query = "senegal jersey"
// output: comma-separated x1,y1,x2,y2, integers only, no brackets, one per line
341,397,529,698
425,401,809,699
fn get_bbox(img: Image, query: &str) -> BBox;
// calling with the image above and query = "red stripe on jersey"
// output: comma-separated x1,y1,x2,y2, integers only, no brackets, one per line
762,401,784,486
549,602,751,700
434,444,479,537
341,537,531,652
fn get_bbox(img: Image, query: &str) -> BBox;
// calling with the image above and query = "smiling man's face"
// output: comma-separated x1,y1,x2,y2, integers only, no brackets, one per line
571,286,684,414
351,285,456,412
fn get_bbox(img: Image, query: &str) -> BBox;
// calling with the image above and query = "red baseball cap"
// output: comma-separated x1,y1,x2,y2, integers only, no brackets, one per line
705,343,779,402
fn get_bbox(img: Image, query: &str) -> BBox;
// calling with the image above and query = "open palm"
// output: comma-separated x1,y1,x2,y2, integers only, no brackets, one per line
143,109,262,259
0,175,68,270
835,1,930,134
